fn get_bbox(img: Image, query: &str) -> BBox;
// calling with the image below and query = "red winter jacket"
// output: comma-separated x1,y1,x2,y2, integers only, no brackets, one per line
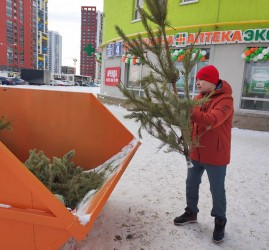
190,80,234,166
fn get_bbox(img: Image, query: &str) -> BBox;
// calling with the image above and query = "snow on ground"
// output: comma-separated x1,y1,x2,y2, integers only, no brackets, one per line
65,102,269,250
67,106,269,250
2,84,101,96
6,85,269,249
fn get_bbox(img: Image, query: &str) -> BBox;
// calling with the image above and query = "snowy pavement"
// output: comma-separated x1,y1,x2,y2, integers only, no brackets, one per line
62,104,269,250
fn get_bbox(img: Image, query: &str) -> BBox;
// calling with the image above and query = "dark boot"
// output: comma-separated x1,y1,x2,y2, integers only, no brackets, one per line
213,218,227,243
174,207,197,226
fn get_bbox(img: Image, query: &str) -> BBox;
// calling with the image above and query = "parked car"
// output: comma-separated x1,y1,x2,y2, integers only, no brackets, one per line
11,77,28,85
62,80,75,86
52,80,75,86
0,77,15,85
50,80,65,86
75,81,82,86
49,80,56,86
86,82,98,87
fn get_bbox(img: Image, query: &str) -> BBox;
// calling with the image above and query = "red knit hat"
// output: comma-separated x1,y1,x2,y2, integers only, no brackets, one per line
196,65,219,84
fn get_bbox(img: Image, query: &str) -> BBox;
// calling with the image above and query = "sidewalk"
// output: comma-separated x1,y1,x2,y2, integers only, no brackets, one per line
62,105,269,250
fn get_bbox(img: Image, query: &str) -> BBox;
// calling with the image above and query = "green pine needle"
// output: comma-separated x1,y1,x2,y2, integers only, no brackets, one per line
0,116,11,131
115,0,211,164
25,149,105,209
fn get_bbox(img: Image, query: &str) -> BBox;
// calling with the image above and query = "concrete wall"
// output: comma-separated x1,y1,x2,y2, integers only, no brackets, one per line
209,43,246,112
233,112,269,131
100,55,126,99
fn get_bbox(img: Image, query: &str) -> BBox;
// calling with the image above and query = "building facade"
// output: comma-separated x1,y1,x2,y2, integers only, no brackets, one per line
61,66,76,75
80,6,103,81
95,10,104,81
99,0,269,131
0,0,48,74
0,0,32,72
48,30,62,74
35,0,48,70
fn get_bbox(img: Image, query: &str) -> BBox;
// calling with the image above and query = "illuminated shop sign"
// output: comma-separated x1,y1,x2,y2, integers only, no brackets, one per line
109,28,269,53
105,67,121,86
172,28,269,47
136,28,269,48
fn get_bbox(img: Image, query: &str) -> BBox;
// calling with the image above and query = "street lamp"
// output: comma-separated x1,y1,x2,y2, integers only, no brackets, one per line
0,42,17,73
72,58,78,74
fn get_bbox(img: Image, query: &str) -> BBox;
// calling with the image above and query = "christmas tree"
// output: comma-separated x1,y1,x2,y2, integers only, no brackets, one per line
0,116,11,131
115,0,209,167
25,149,105,209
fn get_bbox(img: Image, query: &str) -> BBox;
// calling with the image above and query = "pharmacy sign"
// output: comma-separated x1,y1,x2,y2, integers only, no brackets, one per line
172,28,269,47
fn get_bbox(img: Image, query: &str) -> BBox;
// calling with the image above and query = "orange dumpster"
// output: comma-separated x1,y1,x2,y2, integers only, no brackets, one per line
0,87,140,250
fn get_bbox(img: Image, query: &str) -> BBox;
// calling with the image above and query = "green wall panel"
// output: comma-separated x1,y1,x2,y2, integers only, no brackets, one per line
103,0,269,44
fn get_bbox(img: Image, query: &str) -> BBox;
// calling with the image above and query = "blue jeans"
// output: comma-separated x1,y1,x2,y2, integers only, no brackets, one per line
186,160,227,220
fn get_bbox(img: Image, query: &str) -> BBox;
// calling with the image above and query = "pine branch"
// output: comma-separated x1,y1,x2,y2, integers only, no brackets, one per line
0,116,12,131
115,0,209,165
25,150,105,209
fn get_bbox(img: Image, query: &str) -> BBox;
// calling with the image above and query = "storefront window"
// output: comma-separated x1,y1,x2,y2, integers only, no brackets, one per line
241,61,269,111
173,48,210,98
126,49,210,98
126,63,145,97
175,61,208,98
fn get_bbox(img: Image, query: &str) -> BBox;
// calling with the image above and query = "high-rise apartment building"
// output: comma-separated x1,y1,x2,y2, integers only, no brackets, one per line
0,0,48,73
80,6,103,80
48,31,62,74
35,0,48,70
95,10,103,81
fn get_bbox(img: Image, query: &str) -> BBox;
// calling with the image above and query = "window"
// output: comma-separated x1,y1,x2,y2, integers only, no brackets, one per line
175,48,210,98
133,0,143,21
127,62,207,99
126,62,147,97
124,49,210,98
6,4,12,18
240,61,269,112
127,63,141,88
180,0,199,5
175,62,208,98
7,47,14,64
6,20,13,43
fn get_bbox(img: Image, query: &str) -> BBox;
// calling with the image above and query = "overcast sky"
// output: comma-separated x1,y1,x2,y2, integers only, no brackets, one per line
48,0,104,74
